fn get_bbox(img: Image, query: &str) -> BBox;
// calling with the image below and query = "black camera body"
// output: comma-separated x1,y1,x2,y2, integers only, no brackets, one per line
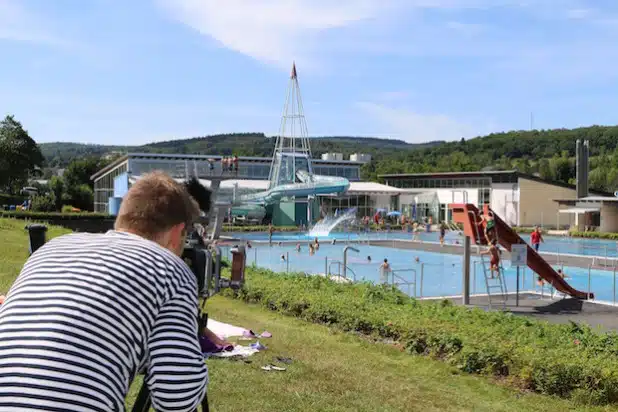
181,231,245,299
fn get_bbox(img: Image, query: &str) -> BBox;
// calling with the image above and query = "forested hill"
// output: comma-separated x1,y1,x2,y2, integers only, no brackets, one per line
363,125,618,192
39,125,618,192
39,133,442,167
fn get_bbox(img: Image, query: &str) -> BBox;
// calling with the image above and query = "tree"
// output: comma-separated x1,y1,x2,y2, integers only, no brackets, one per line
49,176,65,211
63,157,104,190
0,115,43,193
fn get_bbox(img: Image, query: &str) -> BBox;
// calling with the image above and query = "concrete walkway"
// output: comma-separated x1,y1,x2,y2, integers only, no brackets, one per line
444,293,618,332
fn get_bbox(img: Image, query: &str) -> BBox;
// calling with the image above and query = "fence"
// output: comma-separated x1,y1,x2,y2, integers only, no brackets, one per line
218,235,618,306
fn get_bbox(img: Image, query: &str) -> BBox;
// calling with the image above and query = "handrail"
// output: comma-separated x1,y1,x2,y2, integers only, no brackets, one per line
327,260,357,281
343,246,359,279
390,268,417,297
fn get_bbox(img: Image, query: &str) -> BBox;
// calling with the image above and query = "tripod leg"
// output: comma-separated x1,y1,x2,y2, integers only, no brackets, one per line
132,380,152,412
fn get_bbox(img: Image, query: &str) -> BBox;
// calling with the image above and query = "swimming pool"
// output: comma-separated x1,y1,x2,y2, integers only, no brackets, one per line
220,243,616,303
227,230,618,258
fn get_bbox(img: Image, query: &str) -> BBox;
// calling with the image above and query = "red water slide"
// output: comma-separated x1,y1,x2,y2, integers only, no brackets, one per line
449,203,593,300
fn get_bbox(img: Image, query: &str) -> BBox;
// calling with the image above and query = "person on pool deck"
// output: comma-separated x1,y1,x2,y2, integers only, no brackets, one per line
531,226,544,252
268,223,274,246
439,222,446,246
296,243,301,252
481,239,500,278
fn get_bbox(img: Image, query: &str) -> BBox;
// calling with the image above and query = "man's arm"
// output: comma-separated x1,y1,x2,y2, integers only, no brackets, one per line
146,287,208,412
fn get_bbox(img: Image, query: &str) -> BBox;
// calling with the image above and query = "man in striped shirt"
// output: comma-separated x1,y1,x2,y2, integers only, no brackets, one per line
0,172,209,411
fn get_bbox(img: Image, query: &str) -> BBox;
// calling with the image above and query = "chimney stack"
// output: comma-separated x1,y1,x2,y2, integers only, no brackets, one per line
576,139,589,199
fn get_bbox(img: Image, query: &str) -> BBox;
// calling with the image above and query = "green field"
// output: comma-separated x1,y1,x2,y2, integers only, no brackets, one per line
0,218,613,411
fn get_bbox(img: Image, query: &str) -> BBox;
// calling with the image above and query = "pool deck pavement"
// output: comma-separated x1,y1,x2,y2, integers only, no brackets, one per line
441,292,618,332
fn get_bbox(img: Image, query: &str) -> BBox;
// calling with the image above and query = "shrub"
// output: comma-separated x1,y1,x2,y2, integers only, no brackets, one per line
30,195,56,212
61,205,78,213
0,193,27,206
222,265,618,405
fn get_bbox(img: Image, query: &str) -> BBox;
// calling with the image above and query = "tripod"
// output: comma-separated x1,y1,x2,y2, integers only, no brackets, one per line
132,311,210,412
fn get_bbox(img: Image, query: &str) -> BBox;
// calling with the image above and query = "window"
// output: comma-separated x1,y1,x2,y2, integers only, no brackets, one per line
479,188,491,206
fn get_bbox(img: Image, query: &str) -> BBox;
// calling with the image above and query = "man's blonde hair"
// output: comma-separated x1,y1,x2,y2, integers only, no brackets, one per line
114,171,200,240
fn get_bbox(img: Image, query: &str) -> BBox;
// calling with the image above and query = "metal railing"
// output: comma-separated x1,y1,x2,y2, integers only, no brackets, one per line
390,268,417,297
326,260,357,282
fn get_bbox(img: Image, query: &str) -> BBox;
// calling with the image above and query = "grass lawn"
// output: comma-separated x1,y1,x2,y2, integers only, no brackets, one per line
0,218,613,411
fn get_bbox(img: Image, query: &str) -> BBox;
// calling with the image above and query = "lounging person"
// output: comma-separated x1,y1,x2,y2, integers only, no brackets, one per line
531,226,544,252
481,239,500,278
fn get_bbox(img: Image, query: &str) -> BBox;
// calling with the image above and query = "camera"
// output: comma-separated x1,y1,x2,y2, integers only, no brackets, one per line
181,226,246,299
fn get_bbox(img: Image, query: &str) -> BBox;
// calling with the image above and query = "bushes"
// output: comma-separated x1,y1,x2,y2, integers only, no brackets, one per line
0,194,26,206
569,231,618,240
223,266,618,405
0,211,110,220
30,195,56,212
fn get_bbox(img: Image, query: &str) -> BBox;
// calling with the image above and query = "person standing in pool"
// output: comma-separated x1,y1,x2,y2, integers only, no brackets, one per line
379,258,391,284
531,226,544,252
268,223,274,246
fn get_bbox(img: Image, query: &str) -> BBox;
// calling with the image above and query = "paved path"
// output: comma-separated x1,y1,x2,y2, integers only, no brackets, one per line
442,293,618,332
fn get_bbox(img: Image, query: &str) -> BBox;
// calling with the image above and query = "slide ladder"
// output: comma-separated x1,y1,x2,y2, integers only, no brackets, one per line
449,203,593,300
466,209,508,306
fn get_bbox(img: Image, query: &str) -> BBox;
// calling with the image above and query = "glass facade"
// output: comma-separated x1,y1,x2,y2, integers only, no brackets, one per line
318,195,376,219
93,162,128,213
125,157,360,181
385,176,492,189
313,165,360,181
92,155,363,212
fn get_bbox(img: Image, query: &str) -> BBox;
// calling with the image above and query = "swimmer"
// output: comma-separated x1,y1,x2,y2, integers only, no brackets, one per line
314,237,320,250
414,257,420,263
557,269,569,280
309,243,315,256
246,241,252,249
367,256,372,263
296,243,301,252
278,241,282,247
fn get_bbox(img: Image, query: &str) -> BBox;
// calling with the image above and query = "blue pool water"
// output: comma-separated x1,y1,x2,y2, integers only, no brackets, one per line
220,243,616,303
227,230,618,258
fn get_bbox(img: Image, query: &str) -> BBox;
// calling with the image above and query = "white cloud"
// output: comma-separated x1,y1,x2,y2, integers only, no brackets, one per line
156,0,394,70
0,0,71,48
355,102,476,143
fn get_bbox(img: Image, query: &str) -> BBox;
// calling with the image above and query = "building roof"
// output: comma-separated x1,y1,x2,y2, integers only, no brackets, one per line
91,152,363,181
379,170,612,197
127,176,400,195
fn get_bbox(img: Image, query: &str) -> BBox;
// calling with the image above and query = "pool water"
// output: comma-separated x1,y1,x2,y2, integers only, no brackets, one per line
227,230,618,258
220,243,615,303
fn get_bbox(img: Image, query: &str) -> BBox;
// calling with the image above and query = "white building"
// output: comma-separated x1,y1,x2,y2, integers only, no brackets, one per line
381,170,611,228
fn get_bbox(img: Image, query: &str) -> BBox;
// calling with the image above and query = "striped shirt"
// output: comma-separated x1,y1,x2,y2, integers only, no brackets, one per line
0,230,208,412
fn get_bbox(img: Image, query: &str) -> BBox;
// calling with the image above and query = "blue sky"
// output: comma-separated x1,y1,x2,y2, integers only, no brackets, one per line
2,0,618,145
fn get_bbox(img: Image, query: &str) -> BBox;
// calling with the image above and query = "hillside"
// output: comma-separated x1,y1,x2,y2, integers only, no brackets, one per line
40,133,443,167
38,125,618,192
364,125,618,192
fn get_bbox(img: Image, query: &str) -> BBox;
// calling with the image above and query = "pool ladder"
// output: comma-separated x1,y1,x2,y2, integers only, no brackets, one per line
467,210,508,308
